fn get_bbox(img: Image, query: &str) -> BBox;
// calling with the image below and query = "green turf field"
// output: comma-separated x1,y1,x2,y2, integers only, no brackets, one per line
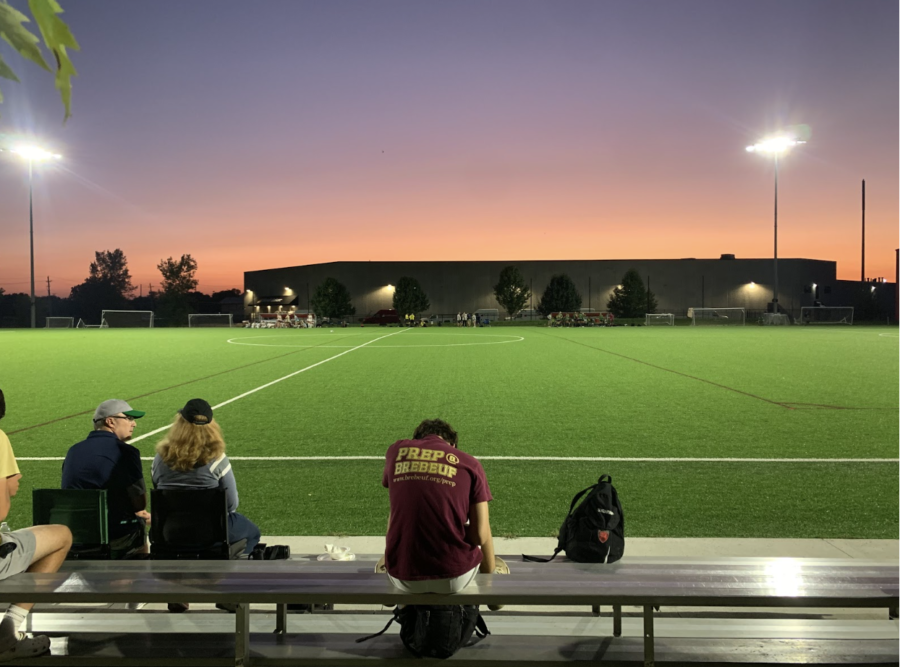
2,325,897,539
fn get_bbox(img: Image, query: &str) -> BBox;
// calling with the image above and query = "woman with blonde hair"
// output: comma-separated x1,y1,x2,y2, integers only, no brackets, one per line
152,399,260,556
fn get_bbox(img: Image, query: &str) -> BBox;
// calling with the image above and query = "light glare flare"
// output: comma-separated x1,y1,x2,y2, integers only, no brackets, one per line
11,145,62,161
746,137,806,154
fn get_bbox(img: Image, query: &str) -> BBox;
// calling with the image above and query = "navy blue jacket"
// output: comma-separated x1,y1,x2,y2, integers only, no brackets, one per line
62,430,146,538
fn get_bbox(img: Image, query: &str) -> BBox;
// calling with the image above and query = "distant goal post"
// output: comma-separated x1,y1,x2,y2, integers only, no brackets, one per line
800,306,853,325
188,313,234,328
645,313,674,326
688,307,746,326
100,310,154,328
45,317,74,328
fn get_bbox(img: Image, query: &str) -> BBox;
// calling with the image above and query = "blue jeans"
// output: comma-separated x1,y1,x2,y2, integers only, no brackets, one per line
228,512,260,554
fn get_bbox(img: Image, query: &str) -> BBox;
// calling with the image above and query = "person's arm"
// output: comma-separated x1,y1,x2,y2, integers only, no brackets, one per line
218,466,239,513
0,477,10,522
468,501,495,573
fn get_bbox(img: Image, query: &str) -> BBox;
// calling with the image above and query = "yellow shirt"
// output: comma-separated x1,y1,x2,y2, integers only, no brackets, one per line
0,429,20,478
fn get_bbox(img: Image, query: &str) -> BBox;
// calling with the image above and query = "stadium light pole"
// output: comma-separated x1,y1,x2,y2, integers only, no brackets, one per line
8,145,62,328
746,136,804,313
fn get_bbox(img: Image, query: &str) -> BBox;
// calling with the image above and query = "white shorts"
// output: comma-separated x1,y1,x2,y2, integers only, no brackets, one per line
388,565,479,594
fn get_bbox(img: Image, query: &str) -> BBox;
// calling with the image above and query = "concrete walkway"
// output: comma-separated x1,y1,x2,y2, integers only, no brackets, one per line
265,536,899,561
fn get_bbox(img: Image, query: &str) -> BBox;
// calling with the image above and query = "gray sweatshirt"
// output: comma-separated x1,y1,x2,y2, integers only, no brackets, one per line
151,453,239,512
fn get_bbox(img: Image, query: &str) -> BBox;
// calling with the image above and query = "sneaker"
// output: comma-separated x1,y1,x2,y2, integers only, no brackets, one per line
167,602,190,613
0,632,51,662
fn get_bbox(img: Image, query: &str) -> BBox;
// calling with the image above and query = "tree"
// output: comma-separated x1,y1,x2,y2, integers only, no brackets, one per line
311,278,356,320
211,288,242,301
392,277,430,317
89,249,135,299
493,265,530,319
607,269,657,318
157,254,199,326
158,254,199,295
0,0,79,120
537,274,581,316
68,249,134,321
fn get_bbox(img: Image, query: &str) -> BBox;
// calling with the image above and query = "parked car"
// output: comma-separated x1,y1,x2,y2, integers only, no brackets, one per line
361,309,401,325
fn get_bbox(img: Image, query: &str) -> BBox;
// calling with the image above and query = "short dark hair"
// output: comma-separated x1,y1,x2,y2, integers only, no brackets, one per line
0,389,5,421
413,419,458,446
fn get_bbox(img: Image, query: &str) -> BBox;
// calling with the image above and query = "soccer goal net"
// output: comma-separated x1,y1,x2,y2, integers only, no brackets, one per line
188,313,234,328
800,306,854,325
645,313,674,326
688,307,745,326
45,317,74,329
100,310,154,328
76,318,106,329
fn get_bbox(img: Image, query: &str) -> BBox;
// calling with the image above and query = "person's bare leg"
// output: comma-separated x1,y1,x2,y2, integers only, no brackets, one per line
11,525,72,613
0,525,70,658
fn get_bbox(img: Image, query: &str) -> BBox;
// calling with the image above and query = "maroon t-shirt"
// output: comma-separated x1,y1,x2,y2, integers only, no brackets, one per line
382,435,492,581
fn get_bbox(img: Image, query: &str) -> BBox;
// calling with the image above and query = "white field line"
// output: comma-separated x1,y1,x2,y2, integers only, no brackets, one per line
120,328,409,445
18,456,898,463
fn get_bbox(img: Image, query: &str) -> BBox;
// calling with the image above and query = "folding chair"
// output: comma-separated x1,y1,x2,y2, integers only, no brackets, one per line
150,488,246,560
32,489,118,560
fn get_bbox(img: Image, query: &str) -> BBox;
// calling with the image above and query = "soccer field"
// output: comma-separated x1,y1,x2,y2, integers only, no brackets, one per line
2,325,897,539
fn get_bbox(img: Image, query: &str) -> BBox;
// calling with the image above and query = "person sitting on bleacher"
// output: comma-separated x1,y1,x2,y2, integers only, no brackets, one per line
152,399,260,558
0,389,72,661
63,399,151,557
382,418,496,593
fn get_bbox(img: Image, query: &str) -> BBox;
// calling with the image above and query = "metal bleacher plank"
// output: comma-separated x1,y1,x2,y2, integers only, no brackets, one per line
14,634,898,666
26,611,900,640
11,560,898,609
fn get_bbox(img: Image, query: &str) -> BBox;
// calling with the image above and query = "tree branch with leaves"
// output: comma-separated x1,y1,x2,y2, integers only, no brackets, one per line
0,0,79,120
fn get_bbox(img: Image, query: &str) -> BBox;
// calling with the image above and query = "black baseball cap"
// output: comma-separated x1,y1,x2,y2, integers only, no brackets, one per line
179,398,213,425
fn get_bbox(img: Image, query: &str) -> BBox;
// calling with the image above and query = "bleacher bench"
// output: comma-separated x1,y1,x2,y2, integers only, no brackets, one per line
1,556,895,666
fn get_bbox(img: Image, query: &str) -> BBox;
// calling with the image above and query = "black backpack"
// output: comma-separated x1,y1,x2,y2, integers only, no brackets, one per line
357,605,489,659
524,474,624,564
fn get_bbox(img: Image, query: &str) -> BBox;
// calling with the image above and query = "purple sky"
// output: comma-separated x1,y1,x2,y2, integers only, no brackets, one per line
0,0,897,296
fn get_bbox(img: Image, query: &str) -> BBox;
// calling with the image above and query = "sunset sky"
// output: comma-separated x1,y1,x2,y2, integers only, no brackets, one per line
0,0,896,296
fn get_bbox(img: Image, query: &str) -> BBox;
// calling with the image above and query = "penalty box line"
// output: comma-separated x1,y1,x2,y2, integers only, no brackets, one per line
124,328,410,446
18,456,898,463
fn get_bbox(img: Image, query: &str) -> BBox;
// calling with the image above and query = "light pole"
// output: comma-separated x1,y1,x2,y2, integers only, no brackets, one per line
746,136,804,313
9,145,61,328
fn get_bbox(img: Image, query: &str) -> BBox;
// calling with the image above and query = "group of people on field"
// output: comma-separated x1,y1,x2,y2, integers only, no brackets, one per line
0,386,495,661
456,312,487,327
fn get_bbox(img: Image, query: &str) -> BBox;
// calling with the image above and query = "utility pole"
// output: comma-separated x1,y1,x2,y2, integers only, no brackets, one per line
46,276,52,318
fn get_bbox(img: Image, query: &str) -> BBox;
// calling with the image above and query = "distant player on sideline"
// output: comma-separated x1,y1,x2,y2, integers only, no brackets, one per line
382,419,495,593
0,389,72,661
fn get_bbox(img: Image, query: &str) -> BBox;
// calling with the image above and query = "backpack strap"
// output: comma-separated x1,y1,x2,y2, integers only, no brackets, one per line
474,612,490,638
355,608,401,644
567,483,598,515
523,482,597,562
522,547,562,563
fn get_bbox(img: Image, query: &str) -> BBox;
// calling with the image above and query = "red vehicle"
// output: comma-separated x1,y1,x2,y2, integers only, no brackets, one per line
362,308,401,325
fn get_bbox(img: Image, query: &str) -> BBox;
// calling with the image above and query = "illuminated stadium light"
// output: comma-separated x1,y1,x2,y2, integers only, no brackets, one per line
745,137,805,154
4,143,62,328
11,145,61,161
746,133,806,317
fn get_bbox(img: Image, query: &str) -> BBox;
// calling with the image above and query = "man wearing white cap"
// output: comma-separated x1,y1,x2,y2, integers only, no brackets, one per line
62,399,151,556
